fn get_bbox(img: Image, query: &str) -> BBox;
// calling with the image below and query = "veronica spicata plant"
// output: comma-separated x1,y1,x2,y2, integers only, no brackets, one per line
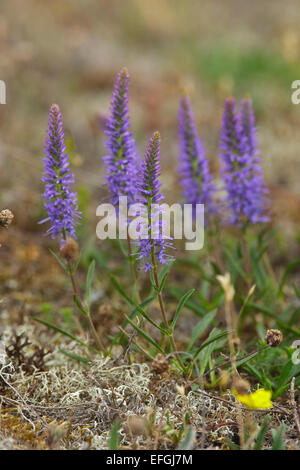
103,67,141,297
133,131,184,368
41,103,81,244
138,131,173,272
103,67,138,207
178,93,215,216
219,97,269,226
39,104,104,353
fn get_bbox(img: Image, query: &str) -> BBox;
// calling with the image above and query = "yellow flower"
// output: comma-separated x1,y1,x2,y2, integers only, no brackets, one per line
232,388,273,409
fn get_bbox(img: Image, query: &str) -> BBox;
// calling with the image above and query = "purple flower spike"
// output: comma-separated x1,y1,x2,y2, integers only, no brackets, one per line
239,97,258,158
41,104,81,245
219,97,269,225
138,132,173,271
178,94,215,216
104,67,138,207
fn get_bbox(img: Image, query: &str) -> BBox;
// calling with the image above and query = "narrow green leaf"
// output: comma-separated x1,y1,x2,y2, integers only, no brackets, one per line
116,238,128,258
171,289,195,331
60,349,91,364
276,360,294,390
73,294,87,317
193,330,228,361
273,360,300,398
235,348,266,368
177,426,195,450
158,271,169,293
111,275,133,306
49,249,67,272
149,270,156,292
187,309,217,352
109,418,120,450
243,363,266,385
111,275,167,333
110,296,156,348
271,425,286,450
159,261,174,281
256,227,279,261
198,329,228,375
249,245,268,291
33,317,99,353
157,261,174,293
292,283,300,300
210,261,222,276
254,415,270,450
120,296,156,331
167,285,206,316
278,259,300,298
224,437,239,450
246,303,300,336
223,245,247,281
124,315,164,353
85,259,96,308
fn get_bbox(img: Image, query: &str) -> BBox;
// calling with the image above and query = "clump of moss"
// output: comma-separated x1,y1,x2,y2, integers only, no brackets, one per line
0,325,298,450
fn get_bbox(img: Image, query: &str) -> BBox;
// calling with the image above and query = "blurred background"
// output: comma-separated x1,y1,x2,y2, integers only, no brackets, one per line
1,0,300,236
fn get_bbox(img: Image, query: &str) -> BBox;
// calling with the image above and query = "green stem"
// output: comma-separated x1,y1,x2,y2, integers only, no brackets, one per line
67,258,105,352
62,231,105,352
242,223,251,286
151,250,185,370
126,229,141,304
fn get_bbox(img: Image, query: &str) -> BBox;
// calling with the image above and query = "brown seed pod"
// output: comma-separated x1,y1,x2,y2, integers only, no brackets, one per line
0,209,14,228
60,237,79,261
126,415,147,437
151,353,169,374
232,377,250,395
265,329,283,347
98,304,112,316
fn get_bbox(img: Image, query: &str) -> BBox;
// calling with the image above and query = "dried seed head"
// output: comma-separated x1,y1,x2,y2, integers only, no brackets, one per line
218,370,230,389
126,415,147,437
151,353,169,374
232,378,250,395
248,284,256,297
176,384,185,396
265,329,283,347
46,420,67,449
0,209,14,228
216,272,235,303
60,237,79,261
111,345,122,359
99,304,112,316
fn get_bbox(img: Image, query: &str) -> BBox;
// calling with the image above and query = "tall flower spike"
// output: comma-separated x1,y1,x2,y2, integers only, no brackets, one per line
178,93,215,215
41,104,81,245
239,97,258,157
138,132,173,271
103,67,138,207
219,97,269,225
